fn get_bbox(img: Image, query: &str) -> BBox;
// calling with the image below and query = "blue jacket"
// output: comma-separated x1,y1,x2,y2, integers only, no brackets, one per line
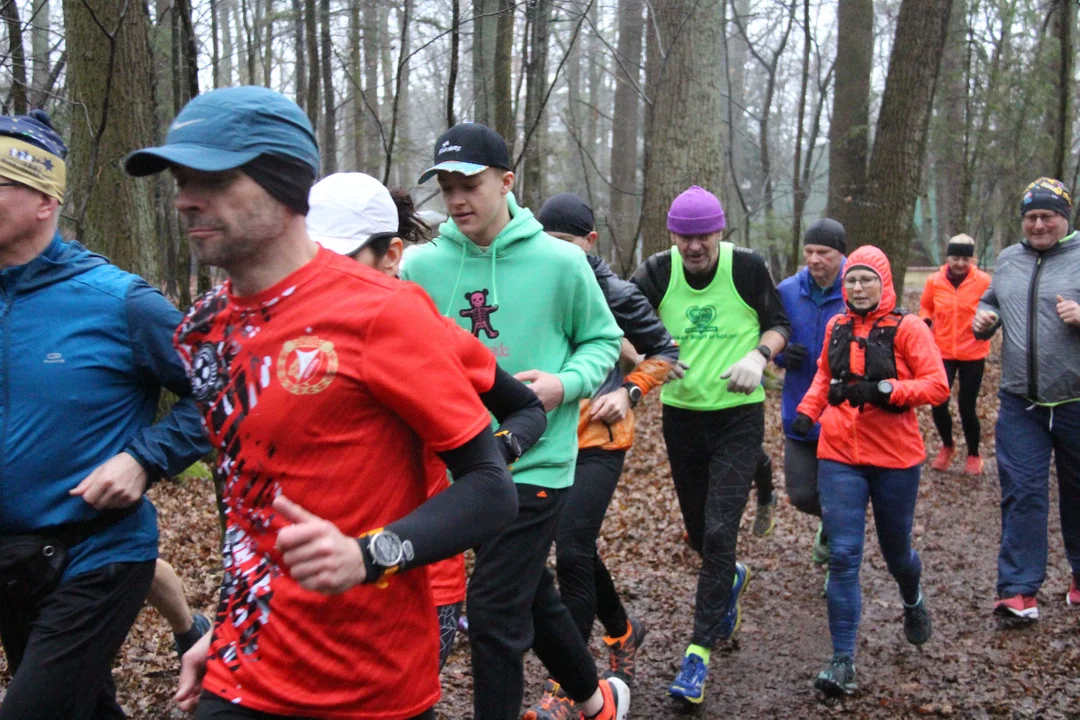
774,262,846,441
0,234,209,580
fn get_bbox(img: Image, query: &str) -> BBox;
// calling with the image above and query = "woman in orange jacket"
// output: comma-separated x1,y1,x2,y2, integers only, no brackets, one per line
792,245,949,696
919,234,991,475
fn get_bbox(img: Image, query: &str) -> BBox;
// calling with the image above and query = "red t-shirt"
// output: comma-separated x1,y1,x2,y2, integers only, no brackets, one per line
174,247,492,719
426,319,497,606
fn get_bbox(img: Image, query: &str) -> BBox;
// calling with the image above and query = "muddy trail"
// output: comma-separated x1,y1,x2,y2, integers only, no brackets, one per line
3,355,1078,718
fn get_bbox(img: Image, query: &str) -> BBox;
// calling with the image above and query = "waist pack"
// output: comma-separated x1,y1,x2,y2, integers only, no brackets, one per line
0,502,141,602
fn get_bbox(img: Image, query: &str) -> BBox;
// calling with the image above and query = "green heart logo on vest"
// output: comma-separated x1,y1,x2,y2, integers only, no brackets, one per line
685,305,719,334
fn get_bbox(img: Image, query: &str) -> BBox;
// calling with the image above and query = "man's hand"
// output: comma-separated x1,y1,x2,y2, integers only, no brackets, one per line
69,452,148,509
274,495,366,594
720,350,767,394
665,360,690,382
588,388,631,424
174,630,211,713
1056,296,1080,326
783,343,809,371
972,310,999,334
514,370,565,412
791,413,813,437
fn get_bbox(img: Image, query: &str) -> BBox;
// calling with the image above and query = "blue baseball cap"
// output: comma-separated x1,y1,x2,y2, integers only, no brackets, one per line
124,86,320,177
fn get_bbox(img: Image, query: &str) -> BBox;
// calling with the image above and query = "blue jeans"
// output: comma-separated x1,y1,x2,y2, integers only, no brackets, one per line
818,460,922,657
995,391,1080,597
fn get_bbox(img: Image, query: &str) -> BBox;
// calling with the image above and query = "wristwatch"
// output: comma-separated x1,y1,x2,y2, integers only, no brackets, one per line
622,382,643,408
495,429,523,465
755,344,772,362
877,380,894,396
362,529,413,580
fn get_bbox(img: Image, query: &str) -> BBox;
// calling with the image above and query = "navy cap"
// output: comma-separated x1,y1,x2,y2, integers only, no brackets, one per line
124,86,320,177
418,123,511,184
538,193,595,237
0,109,67,159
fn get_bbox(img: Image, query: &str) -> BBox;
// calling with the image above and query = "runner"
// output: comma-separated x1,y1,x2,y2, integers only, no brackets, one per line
125,86,518,720
973,177,1080,619
0,110,209,719
631,185,790,706
774,218,848,587
792,245,948,696
400,124,629,720
306,171,548,670
920,234,991,476
149,559,213,659
535,192,678,693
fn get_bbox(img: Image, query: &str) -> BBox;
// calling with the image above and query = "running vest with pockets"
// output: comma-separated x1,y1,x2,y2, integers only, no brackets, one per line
659,243,764,410
828,309,909,413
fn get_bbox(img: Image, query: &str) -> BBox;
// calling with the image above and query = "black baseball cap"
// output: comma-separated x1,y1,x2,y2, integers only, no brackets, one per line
418,123,511,184
538,193,595,237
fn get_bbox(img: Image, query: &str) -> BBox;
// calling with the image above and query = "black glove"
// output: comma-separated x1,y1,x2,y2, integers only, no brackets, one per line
792,413,813,437
828,380,846,406
844,380,889,409
923,317,933,329
783,343,809,370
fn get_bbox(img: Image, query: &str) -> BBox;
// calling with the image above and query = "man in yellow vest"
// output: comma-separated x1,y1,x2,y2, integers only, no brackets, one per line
632,186,789,706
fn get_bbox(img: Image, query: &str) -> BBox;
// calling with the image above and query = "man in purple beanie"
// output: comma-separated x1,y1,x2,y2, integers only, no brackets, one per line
632,186,790,706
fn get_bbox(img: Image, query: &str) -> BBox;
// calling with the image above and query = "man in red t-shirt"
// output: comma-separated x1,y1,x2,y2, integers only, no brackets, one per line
125,87,517,720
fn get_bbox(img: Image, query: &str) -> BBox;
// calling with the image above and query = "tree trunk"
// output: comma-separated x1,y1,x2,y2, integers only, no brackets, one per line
472,0,498,126
319,0,336,173
263,0,276,87
493,0,514,143
520,0,552,210
293,0,305,109
848,0,953,294
826,0,873,232
63,0,160,284
30,0,50,107
1050,0,1074,181
304,0,319,132
447,0,460,126
362,0,381,176
220,0,235,87
348,0,361,170
234,1,249,84
789,0,812,274
394,0,412,188
3,0,28,115
640,0,726,259
932,0,968,252
724,0,751,247
609,0,644,274
210,0,221,88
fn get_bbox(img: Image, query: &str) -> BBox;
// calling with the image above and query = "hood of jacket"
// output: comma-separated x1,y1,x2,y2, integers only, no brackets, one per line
2,233,110,293
841,245,896,321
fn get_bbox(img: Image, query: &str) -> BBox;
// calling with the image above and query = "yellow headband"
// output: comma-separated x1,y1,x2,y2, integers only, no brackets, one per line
0,135,65,200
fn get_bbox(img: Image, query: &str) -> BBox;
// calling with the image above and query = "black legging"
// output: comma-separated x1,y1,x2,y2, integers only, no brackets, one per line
930,358,986,457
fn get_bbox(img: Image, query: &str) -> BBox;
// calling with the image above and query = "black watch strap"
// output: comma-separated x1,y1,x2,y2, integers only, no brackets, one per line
622,381,642,408
755,343,772,361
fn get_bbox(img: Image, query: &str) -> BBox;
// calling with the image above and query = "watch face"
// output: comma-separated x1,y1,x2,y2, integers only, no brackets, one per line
878,380,893,394
628,385,642,402
371,531,404,567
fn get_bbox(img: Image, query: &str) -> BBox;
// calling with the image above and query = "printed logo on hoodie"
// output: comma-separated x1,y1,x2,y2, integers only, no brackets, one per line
459,289,500,338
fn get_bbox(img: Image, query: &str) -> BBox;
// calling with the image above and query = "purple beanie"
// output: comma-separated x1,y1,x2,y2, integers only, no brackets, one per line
667,186,726,236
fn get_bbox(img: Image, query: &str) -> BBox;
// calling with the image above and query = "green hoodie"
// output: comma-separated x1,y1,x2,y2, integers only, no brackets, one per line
401,192,623,489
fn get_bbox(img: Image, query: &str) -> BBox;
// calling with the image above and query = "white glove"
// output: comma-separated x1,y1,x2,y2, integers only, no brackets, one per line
720,350,767,394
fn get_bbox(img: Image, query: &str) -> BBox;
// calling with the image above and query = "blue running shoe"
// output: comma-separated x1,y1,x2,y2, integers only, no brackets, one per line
668,652,708,705
717,561,751,640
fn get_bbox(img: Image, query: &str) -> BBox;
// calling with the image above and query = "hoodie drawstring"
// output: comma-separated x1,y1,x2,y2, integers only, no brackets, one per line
443,241,468,318
489,243,499,308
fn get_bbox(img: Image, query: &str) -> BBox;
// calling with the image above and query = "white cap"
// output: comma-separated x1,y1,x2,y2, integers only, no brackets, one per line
307,172,398,256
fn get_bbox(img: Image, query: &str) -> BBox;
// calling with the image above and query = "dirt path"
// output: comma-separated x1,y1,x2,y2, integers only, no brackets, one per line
3,378,1078,718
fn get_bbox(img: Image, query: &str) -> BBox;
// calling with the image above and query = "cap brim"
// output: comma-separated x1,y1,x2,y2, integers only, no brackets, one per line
311,233,370,257
417,161,489,185
124,144,262,177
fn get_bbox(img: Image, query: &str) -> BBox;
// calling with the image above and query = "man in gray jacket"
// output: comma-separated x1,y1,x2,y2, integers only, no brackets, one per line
973,177,1080,620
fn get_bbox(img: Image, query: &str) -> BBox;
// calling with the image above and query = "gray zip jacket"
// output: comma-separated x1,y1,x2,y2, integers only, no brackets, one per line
975,230,1080,404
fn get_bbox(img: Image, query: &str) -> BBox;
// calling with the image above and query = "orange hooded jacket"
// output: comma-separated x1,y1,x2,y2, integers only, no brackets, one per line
919,264,991,361
797,246,949,469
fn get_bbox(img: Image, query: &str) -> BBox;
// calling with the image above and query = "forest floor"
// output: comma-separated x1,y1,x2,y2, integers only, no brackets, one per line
3,324,1079,718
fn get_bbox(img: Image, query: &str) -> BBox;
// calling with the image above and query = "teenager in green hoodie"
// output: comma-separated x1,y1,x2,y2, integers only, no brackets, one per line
401,124,628,720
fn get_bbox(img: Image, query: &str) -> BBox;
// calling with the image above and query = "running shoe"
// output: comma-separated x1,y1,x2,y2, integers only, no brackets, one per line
668,652,708,705
993,594,1039,620
930,445,955,472
1067,576,1080,607
752,496,776,537
963,455,984,476
903,592,932,645
815,654,857,696
174,612,211,660
522,679,575,720
716,562,751,640
603,617,647,685
590,677,630,720
812,522,829,566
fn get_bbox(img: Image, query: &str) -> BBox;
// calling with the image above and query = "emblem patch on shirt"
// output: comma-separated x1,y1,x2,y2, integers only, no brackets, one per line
277,335,338,395
685,305,719,334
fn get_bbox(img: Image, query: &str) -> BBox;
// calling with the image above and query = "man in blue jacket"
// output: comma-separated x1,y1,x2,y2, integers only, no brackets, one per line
0,111,209,718
774,219,847,579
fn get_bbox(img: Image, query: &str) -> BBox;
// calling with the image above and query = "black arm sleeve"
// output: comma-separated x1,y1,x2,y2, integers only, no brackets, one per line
630,252,673,312
481,365,547,457
380,429,517,575
731,248,792,341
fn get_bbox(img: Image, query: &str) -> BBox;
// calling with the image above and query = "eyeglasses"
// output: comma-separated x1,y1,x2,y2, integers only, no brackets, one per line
843,275,880,288
0,182,24,189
